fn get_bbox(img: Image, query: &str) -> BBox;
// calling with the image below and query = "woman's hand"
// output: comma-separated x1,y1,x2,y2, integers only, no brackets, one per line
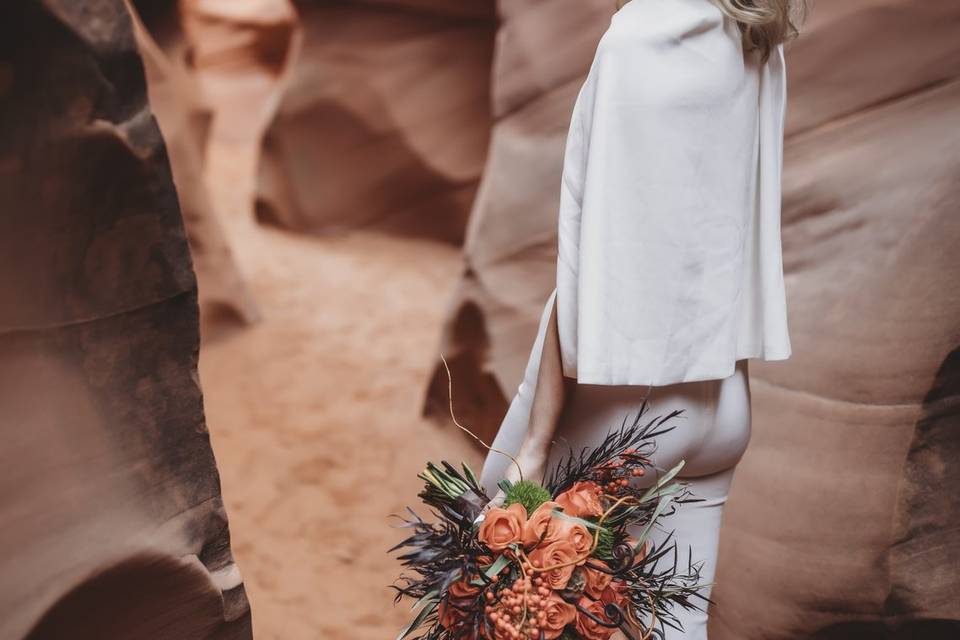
479,447,549,516
477,296,572,520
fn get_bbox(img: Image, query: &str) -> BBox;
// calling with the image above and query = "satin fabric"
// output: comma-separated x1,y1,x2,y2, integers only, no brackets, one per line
556,0,791,386
480,292,753,640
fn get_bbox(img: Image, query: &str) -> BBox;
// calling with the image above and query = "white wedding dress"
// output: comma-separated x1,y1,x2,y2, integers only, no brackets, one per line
480,1,792,638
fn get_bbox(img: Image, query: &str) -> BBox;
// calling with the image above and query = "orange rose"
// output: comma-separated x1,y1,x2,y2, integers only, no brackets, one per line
582,566,613,599
600,581,627,608
438,575,480,630
575,597,618,640
556,481,604,518
449,576,480,600
529,539,579,590
437,599,457,630
540,594,577,640
478,503,527,552
557,517,593,559
523,501,565,548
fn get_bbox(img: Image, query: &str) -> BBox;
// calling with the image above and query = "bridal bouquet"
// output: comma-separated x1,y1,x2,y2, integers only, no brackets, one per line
392,411,706,640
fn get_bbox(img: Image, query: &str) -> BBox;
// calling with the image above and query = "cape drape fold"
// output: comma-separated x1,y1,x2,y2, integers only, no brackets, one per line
556,0,791,386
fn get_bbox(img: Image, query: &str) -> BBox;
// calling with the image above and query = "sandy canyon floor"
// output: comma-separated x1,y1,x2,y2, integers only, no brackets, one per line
196,77,481,639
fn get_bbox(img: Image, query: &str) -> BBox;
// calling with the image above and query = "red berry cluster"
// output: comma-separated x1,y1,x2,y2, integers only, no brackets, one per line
591,449,648,496
484,570,552,639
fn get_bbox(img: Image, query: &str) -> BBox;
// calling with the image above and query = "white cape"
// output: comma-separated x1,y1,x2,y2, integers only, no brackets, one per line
556,0,792,385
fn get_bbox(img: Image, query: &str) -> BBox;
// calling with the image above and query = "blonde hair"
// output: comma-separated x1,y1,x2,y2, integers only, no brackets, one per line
616,0,805,60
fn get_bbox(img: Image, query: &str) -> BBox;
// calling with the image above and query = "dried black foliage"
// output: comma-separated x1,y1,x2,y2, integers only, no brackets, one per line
544,403,683,495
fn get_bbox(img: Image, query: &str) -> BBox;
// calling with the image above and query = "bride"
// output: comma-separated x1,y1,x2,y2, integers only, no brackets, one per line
479,1,804,638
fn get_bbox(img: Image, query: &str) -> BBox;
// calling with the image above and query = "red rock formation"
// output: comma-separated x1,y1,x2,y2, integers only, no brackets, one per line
0,1,250,637
130,0,262,325
175,0,299,137
253,0,497,243
712,2,960,638
179,0,297,78
424,0,614,443
428,0,960,637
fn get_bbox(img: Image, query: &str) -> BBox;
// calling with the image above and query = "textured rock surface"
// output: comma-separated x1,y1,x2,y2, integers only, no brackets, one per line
428,0,960,637
179,0,297,78
175,0,298,140
253,0,497,243
424,0,613,442
0,1,250,638
712,2,960,638
131,0,260,324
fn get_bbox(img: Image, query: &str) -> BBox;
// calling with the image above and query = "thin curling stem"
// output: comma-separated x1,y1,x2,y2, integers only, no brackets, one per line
440,354,523,483
627,592,658,640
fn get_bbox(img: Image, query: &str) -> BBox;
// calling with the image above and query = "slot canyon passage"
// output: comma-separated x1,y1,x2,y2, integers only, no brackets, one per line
198,100,479,637
7,1,957,639
113,1,960,639
199,131,480,640
193,29,482,640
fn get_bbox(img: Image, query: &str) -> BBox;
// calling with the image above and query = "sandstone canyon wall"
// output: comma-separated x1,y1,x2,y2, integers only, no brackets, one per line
253,0,497,243
712,2,960,638
0,1,250,638
423,0,615,441
129,0,298,326
427,1,960,638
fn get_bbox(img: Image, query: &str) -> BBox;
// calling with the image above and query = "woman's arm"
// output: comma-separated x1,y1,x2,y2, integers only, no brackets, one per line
484,297,574,510
511,296,573,482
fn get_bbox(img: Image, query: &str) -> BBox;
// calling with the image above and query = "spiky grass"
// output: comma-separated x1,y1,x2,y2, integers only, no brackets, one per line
503,480,553,514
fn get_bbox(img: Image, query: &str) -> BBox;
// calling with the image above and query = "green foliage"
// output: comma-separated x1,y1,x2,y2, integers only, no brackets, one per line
504,480,553,514
589,519,616,559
